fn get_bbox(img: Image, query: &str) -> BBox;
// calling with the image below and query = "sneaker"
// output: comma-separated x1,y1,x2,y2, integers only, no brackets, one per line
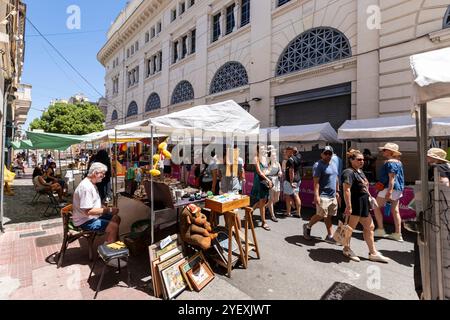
386,233,404,242
374,228,387,238
107,258,127,268
369,252,390,263
303,223,312,240
324,235,339,245
343,248,360,262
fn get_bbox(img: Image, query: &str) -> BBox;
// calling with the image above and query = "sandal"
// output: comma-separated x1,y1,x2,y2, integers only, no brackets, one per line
262,224,271,231
271,216,278,222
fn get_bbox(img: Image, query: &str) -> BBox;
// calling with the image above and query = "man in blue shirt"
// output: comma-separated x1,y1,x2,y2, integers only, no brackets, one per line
303,146,340,243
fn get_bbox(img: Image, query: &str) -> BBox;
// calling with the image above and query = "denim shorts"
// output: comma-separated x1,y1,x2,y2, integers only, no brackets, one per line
283,180,300,195
79,214,113,232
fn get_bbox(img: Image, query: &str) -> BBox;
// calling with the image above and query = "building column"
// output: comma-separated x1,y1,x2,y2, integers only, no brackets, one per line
177,37,183,61
233,2,239,31
187,32,192,55
220,10,225,39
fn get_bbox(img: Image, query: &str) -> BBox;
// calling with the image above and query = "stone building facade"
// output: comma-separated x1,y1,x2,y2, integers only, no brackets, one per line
97,0,450,132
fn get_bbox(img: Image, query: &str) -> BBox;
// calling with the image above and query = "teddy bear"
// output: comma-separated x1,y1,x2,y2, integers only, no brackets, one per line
180,204,218,250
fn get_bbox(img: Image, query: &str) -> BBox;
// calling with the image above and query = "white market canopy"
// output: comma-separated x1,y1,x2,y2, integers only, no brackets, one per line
410,47,450,117
83,129,161,143
276,122,340,143
115,100,260,136
338,115,450,141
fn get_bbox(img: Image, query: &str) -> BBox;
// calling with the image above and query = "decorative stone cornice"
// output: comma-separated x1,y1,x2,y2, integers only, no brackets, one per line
270,57,357,85
429,28,450,44
97,0,165,66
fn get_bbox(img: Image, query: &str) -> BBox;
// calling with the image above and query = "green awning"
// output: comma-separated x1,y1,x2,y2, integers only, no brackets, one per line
10,140,35,150
26,131,87,151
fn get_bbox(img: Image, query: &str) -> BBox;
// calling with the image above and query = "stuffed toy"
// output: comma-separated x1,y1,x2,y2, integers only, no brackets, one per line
180,204,217,250
150,139,172,177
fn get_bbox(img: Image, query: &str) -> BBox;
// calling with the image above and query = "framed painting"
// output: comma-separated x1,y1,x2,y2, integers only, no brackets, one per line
160,257,188,300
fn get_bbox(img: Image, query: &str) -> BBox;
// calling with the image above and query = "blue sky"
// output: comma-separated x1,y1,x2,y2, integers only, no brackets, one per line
22,0,128,130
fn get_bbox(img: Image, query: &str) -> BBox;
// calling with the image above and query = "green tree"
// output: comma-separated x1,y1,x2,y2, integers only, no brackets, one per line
29,102,105,135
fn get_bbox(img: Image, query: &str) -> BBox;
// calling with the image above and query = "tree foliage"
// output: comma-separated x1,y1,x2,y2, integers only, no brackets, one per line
29,102,105,135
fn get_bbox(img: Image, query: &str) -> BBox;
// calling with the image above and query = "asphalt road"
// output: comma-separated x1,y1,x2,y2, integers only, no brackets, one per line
212,208,418,300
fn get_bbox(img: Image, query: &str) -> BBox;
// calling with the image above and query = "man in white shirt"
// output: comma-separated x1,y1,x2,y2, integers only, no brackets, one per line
72,162,121,244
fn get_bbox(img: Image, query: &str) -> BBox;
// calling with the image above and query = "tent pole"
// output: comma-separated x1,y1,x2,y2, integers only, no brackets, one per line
419,103,431,300
58,150,62,176
114,130,118,207
70,147,75,192
150,126,155,244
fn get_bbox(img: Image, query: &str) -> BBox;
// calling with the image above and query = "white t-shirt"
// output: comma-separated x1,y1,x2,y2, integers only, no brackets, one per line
72,178,102,227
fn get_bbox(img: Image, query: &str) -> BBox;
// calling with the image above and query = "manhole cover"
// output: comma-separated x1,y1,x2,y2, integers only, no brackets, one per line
35,234,63,247
19,231,46,238
41,222,63,230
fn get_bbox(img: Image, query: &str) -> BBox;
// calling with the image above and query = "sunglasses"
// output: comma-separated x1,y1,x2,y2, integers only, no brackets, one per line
355,158,364,161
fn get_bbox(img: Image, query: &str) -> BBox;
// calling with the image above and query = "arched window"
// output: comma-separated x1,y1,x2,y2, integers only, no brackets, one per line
111,110,118,121
146,93,161,112
127,101,138,117
444,6,450,28
171,80,194,105
276,27,352,76
210,61,249,95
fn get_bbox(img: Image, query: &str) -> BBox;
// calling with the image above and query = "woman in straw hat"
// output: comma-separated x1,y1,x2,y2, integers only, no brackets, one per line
373,143,405,242
427,148,450,187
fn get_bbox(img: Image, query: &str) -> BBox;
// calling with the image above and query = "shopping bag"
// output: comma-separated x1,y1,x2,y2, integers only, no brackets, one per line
333,216,353,247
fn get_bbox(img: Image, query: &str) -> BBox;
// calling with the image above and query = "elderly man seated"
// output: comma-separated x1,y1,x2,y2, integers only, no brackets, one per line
72,162,121,249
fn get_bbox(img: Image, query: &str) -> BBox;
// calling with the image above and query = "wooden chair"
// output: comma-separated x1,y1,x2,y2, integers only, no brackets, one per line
57,204,101,268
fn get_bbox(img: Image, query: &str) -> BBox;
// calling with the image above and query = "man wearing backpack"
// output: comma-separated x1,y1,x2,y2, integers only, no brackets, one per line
283,146,302,218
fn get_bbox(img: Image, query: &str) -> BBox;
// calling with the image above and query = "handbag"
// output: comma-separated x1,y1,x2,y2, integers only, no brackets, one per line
375,181,385,192
333,215,353,247
260,178,273,190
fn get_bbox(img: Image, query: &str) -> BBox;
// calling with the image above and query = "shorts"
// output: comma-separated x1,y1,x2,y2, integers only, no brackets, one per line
283,180,300,196
351,194,370,217
78,214,113,232
377,188,403,201
316,197,338,218
163,166,172,174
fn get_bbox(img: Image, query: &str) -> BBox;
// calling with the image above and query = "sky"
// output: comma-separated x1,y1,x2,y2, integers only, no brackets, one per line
21,0,128,130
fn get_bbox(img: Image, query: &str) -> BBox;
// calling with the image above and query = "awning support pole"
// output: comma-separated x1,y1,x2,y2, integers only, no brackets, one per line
419,103,431,300
150,126,155,244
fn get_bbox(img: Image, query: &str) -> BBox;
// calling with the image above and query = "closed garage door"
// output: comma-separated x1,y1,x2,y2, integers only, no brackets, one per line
275,83,351,164
275,83,351,130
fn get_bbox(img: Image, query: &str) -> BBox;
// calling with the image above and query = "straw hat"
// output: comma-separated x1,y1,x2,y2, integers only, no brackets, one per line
378,143,402,156
427,148,449,163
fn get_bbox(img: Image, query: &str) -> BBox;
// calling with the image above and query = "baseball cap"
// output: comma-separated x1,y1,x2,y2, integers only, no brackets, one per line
322,146,334,154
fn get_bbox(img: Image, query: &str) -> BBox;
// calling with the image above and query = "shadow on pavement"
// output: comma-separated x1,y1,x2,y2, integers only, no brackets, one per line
4,185,61,225
378,249,414,267
307,248,348,264
285,235,321,247
320,281,388,300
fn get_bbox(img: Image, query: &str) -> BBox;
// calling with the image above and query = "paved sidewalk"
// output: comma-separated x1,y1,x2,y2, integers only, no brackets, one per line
0,171,251,300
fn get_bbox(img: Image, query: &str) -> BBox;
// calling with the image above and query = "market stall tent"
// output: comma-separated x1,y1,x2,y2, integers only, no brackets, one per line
10,140,35,150
338,115,450,141
26,131,86,151
278,122,340,143
114,100,260,244
410,46,450,300
115,100,260,136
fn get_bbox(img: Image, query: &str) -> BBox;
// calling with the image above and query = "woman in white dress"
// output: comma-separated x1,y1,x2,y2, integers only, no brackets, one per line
266,147,282,222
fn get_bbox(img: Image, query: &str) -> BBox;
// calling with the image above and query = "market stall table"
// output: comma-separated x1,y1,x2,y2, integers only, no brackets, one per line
205,195,259,277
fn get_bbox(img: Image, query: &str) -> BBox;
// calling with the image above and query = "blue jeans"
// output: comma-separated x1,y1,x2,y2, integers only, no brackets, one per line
78,214,113,232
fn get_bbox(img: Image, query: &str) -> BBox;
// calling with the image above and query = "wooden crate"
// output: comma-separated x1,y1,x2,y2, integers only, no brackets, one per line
205,196,250,213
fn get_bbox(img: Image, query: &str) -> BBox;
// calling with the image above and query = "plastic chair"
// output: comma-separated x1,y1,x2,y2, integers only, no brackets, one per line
57,204,101,268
